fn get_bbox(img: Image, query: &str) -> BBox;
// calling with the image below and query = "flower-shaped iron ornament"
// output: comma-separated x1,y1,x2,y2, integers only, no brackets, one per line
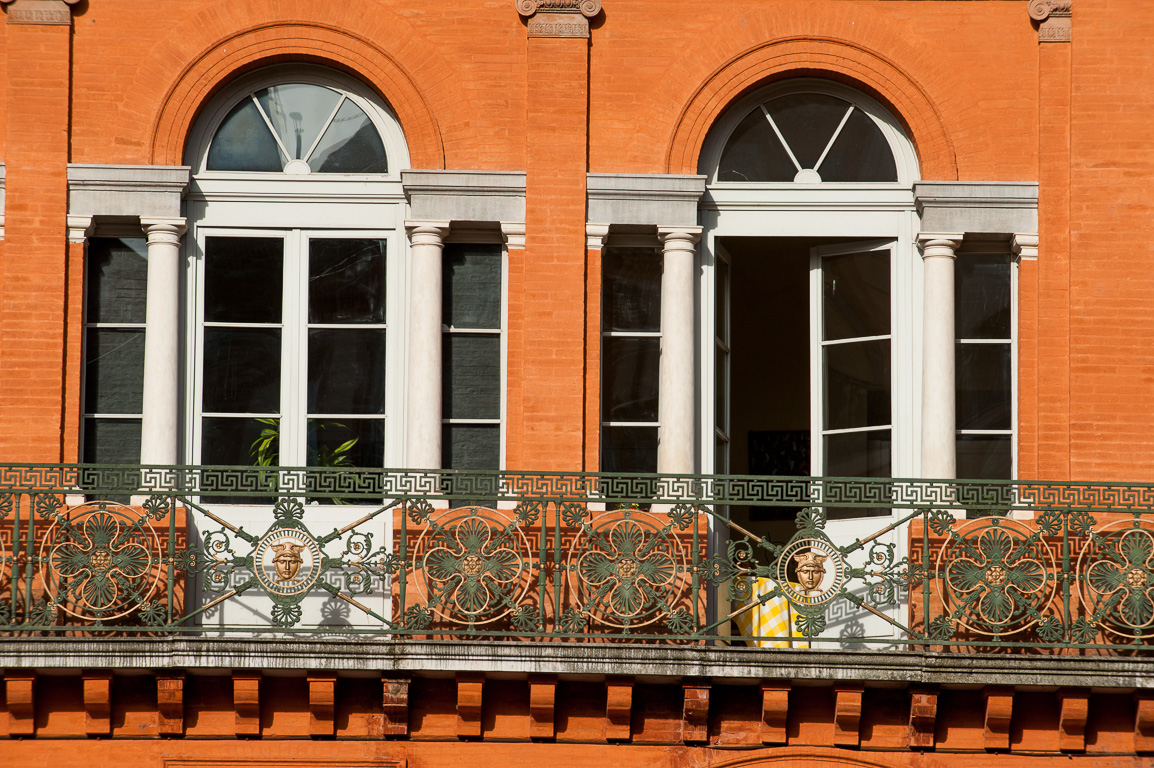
1079,520,1154,640
936,518,1055,637
414,507,533,627
569,510,687,630
40,501,164,621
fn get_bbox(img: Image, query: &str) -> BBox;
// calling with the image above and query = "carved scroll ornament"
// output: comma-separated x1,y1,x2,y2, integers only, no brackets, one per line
516,0,601,18
1028,0,1072,42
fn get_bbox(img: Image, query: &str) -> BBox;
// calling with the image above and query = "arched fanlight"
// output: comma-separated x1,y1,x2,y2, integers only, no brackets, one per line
718,92,897,183
206,83,388,174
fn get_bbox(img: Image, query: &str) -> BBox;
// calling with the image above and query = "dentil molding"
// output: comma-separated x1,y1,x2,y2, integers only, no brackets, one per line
1,0,79,26
1028,0,1072,42
516,0,601,39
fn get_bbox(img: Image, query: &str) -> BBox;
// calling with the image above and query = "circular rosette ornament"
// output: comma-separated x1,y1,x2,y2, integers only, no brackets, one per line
414,507,533,626
40,501,163,621
253,527,323,599
1078,519,1154,641
775,537,846,607
935,518,1055,636
568,509,687,629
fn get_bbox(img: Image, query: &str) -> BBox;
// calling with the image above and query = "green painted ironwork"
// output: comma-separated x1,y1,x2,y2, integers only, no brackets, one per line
0,464,1151,651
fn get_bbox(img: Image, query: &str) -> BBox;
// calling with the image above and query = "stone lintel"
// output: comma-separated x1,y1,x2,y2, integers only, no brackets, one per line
68,164,192,220
915,181,1038,236
403,169,526,224
587,173,707,227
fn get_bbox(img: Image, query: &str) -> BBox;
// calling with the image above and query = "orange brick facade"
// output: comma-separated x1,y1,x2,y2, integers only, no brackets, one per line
1,1,1153,766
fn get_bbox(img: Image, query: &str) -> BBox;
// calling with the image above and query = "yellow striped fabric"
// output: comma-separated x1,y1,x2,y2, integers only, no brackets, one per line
733,576,810,649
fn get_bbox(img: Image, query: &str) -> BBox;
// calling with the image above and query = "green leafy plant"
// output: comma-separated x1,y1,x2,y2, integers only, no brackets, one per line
249,418,360,503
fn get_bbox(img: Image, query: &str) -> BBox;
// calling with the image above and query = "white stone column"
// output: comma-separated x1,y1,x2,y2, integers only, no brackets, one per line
919,233,963,479
405,221,450,469
139,218,187,465
657,227,701,474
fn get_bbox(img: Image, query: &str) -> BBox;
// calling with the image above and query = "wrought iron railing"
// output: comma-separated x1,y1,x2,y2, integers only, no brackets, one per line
0,464,1152,652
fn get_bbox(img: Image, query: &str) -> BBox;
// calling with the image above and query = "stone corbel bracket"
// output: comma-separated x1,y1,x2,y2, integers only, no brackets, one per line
1,0,80,26
516,0,602,39
1028,0,1072,42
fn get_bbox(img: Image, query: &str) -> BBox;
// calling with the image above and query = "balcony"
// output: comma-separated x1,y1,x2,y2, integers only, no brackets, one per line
0,464,1150,654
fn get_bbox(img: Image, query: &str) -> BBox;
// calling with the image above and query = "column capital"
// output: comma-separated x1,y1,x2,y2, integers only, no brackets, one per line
1011,233,1039,261
658,226,703,250
2,0,79,26
405,220,450,248
67,215,94,244
585,223,610,251
517,0,600,39
501,221,526,250
917,233,963,260
1029,0,1072,42
141,218,187,245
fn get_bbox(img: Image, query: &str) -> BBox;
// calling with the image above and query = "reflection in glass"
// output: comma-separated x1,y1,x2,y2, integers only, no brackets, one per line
956,343,1012,430
204,237,284,323
602,426,658,473
307,418,384,468
825,429,891,477
603,248,662,332
203,328,281,413
206,99,284,172
718,108,795,182
84,329,145,414
255,84,341,161
956,435,1012,479
443,424,500,470
311,99,388,173
83,418,141,464
86,239,147,323
769,93,850,171
443,334,500,420
307,329,386,415
824,339,891,430
819,108,898,182
309,239,387,323
823,249,890,341
602,336,659,422
444,244,501,329
956,254,1011,339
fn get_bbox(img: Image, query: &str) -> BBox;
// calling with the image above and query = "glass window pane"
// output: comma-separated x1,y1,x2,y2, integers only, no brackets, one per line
203,328,281,414
311,99,388,173
818,108,898,182
307,418,384,468
443,334,500,420
202,416,276,466
82,418,141,464
442,424,500,471
715,257,729,336
444,243,501,329
956,435,1013,480
309,239,387,324
956,254,1011,339
825,429,891,478
86,238,147,324
823,249,890,341
84,329,145,414
824,339,891,430
766,93,852,172
956,343,1012,430
308,329,386,415
204,237,283,323
602,426,658,473
718,108,795,182
603,247,662,332
715,348,728,434
602,336,659,423
206,98,285,172
255,84,341,161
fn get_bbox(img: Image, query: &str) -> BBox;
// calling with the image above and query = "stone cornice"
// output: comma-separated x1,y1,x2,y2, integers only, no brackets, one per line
1,0,79,26
1028,0,1072,42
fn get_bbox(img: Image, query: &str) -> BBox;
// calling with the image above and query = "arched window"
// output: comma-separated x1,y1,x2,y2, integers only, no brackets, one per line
184,65,409,475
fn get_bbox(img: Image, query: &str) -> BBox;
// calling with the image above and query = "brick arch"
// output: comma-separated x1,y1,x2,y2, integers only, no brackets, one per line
666,37,956,181
708,747,902,768
148,23,444,169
